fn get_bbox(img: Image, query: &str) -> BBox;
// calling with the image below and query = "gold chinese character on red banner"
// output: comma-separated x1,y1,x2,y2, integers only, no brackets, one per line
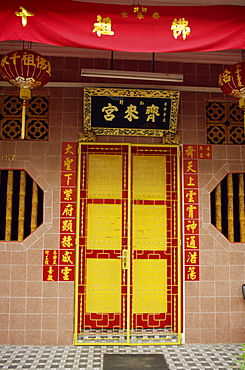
60,250,74,265
60,235,74,249
52,251,58,265
62,204,74,217
184,145,196,158
186,251,198,264
187,266,197,280
93,15,114,37
15,6,34,27
185,189,197,203
64,173,73,185
184,174,198,188
134,6,147,19
60,266,73,281
64,143,74,155
47,266,55,281
43,250,58,265
171,18,191,40
186,220,198,234
186,160,197,173
63,158,74,171
198,145,212,159
43,265,58,281
63,188,73,201
44,250,50,265
185,266,199,281
186,204,197,218
185,235,198,249
62,219,74,233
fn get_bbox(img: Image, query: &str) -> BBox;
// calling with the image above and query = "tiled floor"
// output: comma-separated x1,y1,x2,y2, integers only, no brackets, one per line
0,344,242,369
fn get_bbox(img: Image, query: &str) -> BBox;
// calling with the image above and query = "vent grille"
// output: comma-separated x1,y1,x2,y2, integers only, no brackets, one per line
0,95,49,140
206,100,244,145
0,170,43,241
211,173,245,242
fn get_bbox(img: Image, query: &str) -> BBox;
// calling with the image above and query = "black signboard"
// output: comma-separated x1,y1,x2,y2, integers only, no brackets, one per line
84,88,179,137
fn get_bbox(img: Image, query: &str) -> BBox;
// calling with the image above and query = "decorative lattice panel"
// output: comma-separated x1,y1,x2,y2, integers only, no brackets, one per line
211,173,245,243
0,169,43,241
206,100,244,145
0,95,49,140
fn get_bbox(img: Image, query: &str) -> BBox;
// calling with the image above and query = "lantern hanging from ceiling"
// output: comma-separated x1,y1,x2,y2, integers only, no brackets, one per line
218,61,245,126
0,49,51,139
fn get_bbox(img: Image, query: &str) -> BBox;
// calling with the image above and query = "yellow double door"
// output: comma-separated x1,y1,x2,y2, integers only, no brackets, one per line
74,143,181,345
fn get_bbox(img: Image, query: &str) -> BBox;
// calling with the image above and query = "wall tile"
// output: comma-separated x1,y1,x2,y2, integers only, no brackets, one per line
26,314,42,331
26,282,42,298
57,330,74,345
200,313,215,329
25,331,41,345
199,282,215,296
215,297,230,312
185,329,201,343
231,328,245,343
200,328,215,343
185,313,200,328
42,314,58,331
0,314,9,330
11,282,26,297
9,298,25,314
216,312,231,328
42,298,58,314
185,297,200,312
0,331,9,345
200,297,215,312
1,57,244,346
215,281,230,297
9,314,25,330
58,298,74,314
216,328,231,343
26,298,42,314
42,330,58,345
9,330,25,345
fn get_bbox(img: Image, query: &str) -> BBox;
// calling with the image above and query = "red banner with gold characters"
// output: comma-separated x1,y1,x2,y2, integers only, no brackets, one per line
1,1,244,53
43,142,77,282
183,145,212,282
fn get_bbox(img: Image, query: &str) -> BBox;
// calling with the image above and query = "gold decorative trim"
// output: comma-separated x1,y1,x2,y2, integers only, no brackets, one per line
162,131,180,144
78,130,96,142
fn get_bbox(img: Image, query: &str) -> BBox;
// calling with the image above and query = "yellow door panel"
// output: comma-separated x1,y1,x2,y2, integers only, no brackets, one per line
133,259,167,314
88,154,122,199
75,143,181,345
85,258,121,313
133,204,167,250
87,204,122,250
133,156,166,200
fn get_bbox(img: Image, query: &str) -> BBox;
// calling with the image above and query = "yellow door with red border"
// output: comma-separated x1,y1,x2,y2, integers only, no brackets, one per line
74,143,181,345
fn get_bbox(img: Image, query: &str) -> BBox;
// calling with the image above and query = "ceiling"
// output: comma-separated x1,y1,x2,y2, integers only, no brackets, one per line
0,0,244,65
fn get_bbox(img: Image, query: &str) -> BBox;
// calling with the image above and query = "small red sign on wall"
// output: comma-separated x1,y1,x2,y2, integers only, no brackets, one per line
43,142,77,282
183,144,212,282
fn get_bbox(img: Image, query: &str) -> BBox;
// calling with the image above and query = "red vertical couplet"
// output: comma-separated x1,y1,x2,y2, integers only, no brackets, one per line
183,144,212,282
43,142,77,281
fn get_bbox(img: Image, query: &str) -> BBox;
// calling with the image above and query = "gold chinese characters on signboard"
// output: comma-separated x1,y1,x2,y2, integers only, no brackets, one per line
83,87,180,137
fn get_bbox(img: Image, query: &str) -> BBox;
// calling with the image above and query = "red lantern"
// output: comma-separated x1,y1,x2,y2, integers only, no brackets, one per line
218,61,245,111
0,49,51,139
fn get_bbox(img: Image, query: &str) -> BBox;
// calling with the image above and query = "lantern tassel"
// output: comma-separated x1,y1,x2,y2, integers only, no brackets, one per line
21,100,26,140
